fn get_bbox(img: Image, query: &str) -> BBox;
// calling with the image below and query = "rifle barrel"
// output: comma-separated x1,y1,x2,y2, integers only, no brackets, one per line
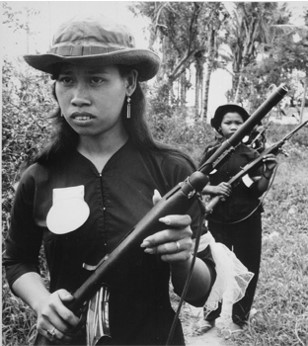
198,84,288,174
279,119,308,143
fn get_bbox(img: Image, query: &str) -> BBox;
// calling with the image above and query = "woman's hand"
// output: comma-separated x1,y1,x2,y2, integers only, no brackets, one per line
140,189,193,263
215,182,232,198
140,214,194,263
36,289,80,343
203,182,232,200
140,190,213,305
262,154,278,179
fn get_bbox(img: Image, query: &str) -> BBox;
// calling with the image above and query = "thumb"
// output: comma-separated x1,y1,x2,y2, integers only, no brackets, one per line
57,289,74,302
152,189,162,205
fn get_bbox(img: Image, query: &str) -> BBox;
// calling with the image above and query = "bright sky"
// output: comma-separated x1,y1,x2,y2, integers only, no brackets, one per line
2,1,308,58
2,1,150,58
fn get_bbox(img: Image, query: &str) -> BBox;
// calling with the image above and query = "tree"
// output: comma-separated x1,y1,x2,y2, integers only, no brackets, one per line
268,23,308,122
1,1,40,54
224,2,290,104
200,2,229,120
131,2,230,120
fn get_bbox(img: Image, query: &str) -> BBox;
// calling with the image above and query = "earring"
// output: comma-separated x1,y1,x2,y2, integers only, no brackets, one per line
61,112,64,117
126,96,131,119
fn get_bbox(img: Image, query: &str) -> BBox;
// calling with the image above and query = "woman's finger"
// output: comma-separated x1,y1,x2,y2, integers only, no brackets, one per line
161,251,191,262
50,290,80,327
159,214,192,228
37,289,80,342
141,228,192,248
40,324,70,343
152,189,162,205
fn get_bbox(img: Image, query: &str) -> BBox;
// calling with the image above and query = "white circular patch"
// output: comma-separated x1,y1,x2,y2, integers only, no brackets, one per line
46,185,90,234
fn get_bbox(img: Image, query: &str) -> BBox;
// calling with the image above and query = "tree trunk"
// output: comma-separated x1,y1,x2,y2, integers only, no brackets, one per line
195,56,204,118
234,72,243,103
203,62,212,122
180,73,187,106
299,76,307,123
203,28,216,122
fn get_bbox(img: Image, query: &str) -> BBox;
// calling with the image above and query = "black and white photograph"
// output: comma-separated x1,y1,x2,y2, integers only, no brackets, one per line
2,2,308,346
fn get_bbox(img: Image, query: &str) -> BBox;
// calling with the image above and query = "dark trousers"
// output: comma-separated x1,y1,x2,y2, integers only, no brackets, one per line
205,213,262,326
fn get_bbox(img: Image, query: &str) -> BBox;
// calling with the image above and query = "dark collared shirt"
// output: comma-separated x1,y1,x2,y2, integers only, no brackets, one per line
201,142,263,224
4,140,214,345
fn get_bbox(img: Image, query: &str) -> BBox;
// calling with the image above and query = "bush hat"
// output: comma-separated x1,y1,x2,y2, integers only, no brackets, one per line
24,15,161,81
210,104,250,130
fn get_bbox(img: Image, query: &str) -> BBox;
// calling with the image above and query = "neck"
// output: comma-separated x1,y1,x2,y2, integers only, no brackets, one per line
77,127,129,172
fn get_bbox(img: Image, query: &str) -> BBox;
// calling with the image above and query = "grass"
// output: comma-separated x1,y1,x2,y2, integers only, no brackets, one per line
2,123,308,346
217,144,308,346
174,134,308,346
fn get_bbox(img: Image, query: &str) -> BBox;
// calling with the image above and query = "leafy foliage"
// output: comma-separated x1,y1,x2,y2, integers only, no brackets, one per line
132,2,308,119
2,58,56,213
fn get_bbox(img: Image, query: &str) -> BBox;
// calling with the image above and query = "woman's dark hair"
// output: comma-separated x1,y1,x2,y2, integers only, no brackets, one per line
34,64,194,167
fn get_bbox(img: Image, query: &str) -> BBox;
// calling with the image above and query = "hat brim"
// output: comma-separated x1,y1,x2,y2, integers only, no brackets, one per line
211,104,250,130
24,48,160,82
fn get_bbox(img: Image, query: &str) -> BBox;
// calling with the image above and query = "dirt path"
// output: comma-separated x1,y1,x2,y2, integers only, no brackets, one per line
185,327,233,346
181,305,235,346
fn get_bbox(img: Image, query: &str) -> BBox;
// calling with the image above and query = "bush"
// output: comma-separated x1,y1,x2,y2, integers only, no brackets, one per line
2,58,55,204
2,58,56,346
147,88,215,164
266,122,308,147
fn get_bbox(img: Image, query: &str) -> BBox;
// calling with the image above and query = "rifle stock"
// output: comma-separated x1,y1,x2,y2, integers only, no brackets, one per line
34,84,288,346
205,119,308,215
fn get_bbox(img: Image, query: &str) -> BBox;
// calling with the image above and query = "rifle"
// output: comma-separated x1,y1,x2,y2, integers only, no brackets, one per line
246,122,270,152
249,124,267,148
204,119,308,215
34,84,288,346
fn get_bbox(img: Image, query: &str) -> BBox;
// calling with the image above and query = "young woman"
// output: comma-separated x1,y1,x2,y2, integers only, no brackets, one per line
3,15,216,346
199,104,277,331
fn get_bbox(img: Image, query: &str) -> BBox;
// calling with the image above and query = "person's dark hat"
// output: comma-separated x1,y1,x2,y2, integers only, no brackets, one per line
24,15,161,82
210,104,250,130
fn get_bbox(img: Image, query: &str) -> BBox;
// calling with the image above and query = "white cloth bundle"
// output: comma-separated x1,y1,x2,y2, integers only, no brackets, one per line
196,232,254,330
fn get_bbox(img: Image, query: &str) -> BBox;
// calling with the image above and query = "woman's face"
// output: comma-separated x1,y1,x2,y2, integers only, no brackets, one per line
55,63,136,139
220,112,244,138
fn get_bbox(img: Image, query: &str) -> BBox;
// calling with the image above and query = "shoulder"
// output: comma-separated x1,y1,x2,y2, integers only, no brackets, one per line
20,162,48,179
140,148,196,191
16,163,49,192
200,140,221,165
152,148,196,173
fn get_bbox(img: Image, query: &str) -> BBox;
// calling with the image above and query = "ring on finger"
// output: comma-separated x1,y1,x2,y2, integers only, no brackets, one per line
175,241,181,252
47,327,56,338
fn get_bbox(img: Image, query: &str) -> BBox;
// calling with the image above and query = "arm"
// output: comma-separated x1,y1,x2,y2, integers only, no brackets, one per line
4,166,79,344
170,248,214,307
252,154,278,195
